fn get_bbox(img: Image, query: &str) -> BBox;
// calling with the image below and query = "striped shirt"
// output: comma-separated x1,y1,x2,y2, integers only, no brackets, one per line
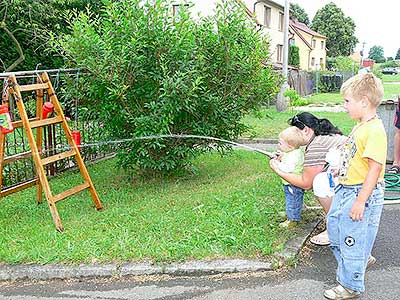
303,134,347,167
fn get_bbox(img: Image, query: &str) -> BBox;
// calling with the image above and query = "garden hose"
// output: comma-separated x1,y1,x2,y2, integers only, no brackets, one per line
384,173,400,202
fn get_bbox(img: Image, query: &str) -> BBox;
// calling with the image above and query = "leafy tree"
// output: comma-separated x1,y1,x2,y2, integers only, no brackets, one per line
326,56,358,73
0,0,103,71
290,3,309,25
368,45,385,63
288,45,300,67
311,3,358,57
57,0,280,174
396,48,400,60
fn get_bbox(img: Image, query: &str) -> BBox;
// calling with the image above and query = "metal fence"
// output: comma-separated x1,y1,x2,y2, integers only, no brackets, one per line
1,69,115,190
287,69,355,96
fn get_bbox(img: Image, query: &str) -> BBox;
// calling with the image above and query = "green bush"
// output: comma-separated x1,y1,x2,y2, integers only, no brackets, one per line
284,89,309,106
288,45,300,68
57,0,280,174
380,60,400,68
326,56,359,73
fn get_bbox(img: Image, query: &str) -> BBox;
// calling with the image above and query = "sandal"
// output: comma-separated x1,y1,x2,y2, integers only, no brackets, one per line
324,284,361,299
387,165,400,174
310,230,330,246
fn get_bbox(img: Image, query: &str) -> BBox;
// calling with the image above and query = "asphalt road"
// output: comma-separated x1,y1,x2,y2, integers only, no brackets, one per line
0,204,399,300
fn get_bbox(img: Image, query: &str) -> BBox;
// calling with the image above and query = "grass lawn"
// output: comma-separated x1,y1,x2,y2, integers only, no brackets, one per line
304,93,343,106
242,108,356,139
305,82,400,106
0,152,320,265
382,74,400,83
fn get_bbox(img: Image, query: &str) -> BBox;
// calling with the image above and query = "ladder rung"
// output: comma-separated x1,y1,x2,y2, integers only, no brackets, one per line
3,150,32,165
12,117,39,129
30,115,63,128
1,179,38,198
52,182,90,203
42,150,76,165
19,83,49,92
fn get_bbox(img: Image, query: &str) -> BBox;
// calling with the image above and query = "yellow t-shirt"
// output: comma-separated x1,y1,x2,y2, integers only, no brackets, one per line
338,118,387,185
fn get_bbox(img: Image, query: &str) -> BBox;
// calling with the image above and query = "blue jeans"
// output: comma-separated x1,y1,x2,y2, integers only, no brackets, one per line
327,183,384,293
283,184,305,221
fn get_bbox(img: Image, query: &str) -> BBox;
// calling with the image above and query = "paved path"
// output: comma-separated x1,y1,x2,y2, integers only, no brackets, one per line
0,204,399,299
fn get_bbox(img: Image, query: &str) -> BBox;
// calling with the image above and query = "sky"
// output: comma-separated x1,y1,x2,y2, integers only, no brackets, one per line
290,0,399,58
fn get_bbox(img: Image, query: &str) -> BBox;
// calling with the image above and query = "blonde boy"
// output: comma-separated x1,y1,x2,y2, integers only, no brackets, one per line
276,126,306,227
324,73,386,299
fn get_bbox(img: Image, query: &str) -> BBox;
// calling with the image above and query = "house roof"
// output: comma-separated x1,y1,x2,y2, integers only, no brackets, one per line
290,19,326,38
264,0,285,10
289,23,312,50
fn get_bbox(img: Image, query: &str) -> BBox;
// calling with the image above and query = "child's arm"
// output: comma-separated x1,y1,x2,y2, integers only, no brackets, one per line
270,159,323,189
277,154,298,173
349,158,382,221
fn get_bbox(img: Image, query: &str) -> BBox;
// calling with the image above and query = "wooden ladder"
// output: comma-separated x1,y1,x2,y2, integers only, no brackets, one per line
2,72,102,231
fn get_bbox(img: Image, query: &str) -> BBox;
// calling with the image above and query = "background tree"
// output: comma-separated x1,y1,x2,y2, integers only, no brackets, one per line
289,3,309,25
368,45,385,63
396,48,400,60
311,3,358,57
0,0,103,71
57,0,280,174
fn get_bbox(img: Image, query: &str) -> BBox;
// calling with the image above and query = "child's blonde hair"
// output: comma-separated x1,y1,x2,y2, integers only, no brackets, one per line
279,126,306,149
340,73,384,107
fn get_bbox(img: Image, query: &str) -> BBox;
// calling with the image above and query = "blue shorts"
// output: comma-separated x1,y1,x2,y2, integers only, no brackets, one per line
283,184,304,221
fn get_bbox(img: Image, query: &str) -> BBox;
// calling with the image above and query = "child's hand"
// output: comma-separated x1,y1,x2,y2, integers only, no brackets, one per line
269,158,279,172
349,200,365,221
274,151,282,160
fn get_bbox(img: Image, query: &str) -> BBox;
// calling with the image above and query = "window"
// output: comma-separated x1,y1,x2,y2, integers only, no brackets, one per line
311,57,315,66
289,38,295,46
312,39,316,48
173,4,189,16
321,41,325,50
320,58,324,67
278,12,284,31
264,6,271,28
277,45,283,63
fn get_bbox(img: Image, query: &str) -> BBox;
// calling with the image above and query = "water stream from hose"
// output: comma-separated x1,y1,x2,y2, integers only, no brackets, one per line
3,134,277,161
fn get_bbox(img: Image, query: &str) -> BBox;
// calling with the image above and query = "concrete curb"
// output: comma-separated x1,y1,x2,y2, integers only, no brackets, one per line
0,221,318,282
0,260,272,282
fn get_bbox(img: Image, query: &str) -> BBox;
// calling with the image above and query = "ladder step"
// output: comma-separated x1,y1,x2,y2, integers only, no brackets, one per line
52,182,90,203
19,83,49,92
3,150,32,165
12,117,39,129
42,149,76,166
29,115,63,128
1,179,37,198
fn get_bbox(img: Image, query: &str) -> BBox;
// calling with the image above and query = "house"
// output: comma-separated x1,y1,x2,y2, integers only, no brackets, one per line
171,1,327,71
171,0,287,65
289,19,327,71
245,0,286,65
